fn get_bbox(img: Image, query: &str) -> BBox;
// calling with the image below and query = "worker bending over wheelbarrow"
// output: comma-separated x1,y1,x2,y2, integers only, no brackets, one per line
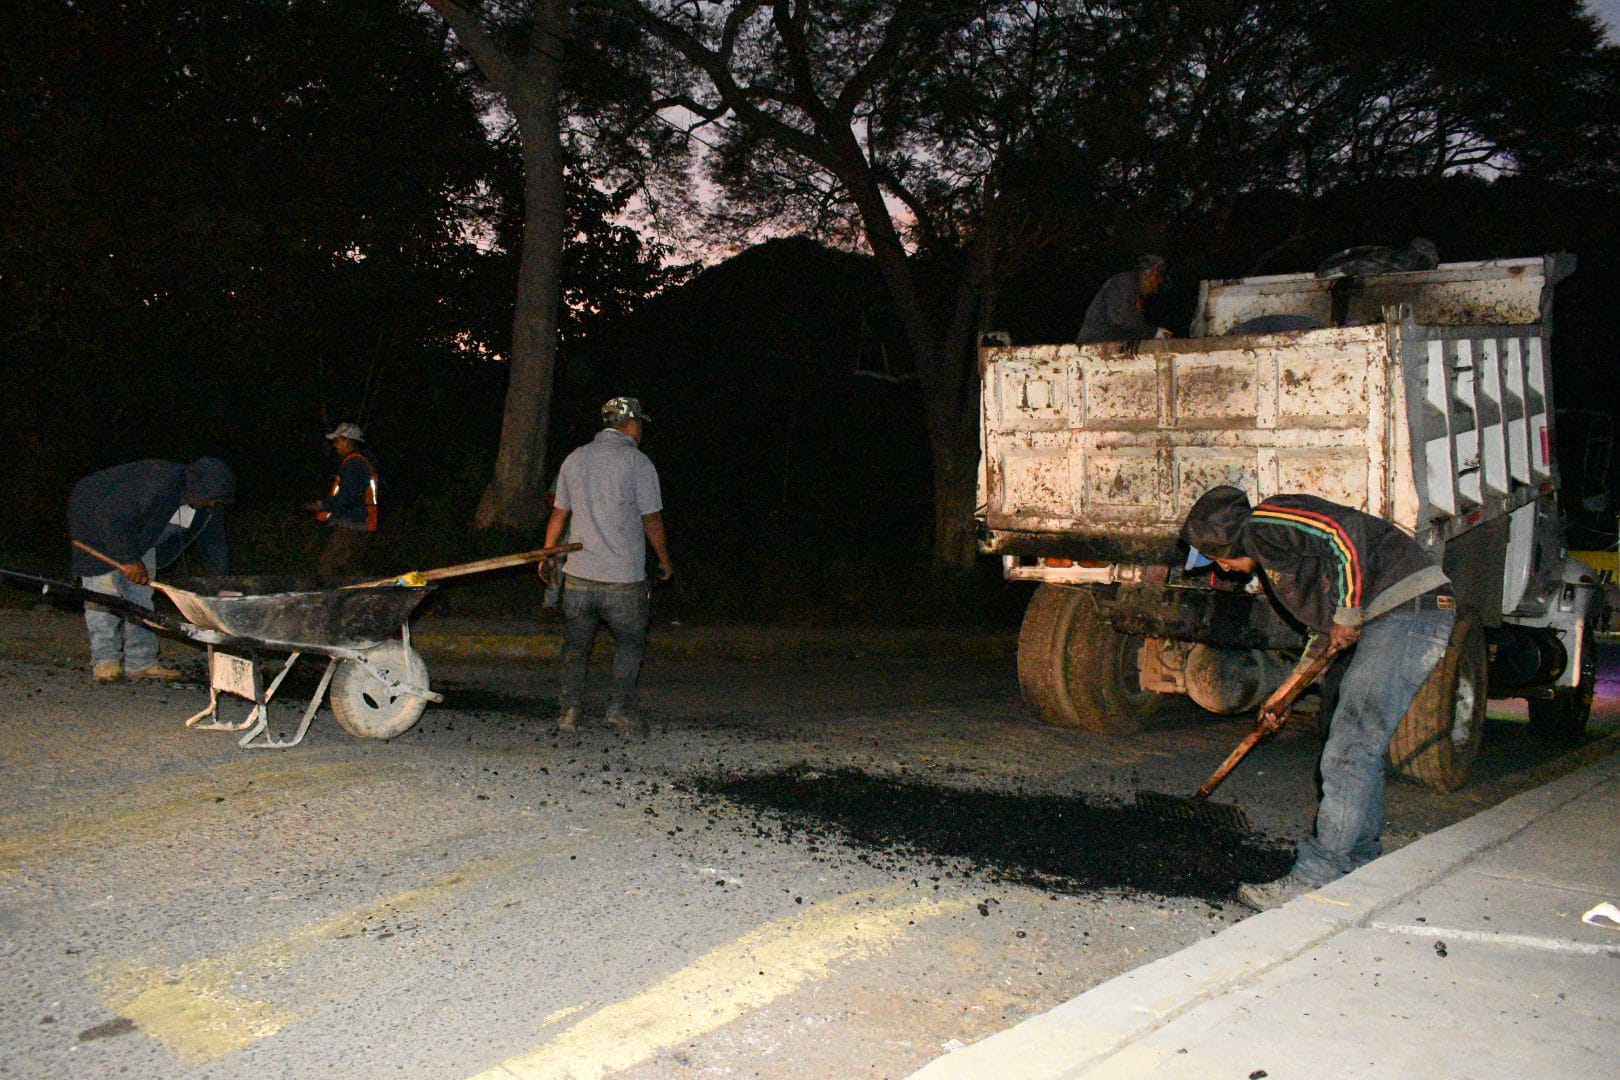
69,457,235,683
1180,485,1454,910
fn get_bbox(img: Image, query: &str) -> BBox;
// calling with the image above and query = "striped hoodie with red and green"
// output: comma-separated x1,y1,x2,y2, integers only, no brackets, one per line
1240,494,1450,634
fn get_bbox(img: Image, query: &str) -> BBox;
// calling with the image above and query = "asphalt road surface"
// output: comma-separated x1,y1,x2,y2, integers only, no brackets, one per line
1,608,1614,1079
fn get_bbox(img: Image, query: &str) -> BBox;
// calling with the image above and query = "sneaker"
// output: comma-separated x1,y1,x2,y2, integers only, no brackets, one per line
92,661,123,683
127,664,184,681
557,706,580,732
605,708,649,738
1237,873,1315,911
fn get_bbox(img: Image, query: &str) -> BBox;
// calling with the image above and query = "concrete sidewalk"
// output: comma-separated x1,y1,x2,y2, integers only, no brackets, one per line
912,750,1620,1080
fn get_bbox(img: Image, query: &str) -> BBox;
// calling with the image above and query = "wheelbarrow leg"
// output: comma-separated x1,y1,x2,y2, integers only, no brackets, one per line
187,645,273,733
239,655,339,749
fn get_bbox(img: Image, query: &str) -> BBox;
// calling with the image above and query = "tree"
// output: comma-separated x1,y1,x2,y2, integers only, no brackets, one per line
420,0,570,529
0,0,498,516
419,0,689,529
608,0,1619,570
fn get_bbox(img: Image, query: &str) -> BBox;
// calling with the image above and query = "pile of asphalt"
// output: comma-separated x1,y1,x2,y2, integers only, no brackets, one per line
690,767,1292,903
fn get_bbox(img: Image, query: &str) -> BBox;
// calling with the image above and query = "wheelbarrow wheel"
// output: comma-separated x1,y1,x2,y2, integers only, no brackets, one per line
330,641,430,740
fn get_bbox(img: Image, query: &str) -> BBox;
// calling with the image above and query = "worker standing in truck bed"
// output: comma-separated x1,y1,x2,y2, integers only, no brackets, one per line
1076,254,1174,343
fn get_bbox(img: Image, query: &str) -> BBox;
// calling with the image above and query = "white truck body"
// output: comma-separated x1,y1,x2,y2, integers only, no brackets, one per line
979,255,1599,775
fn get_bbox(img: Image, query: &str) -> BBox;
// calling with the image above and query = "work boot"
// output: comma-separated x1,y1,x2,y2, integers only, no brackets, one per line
605,707,649,738
127,663,184,682
92,661,123,683
1237,873,1315,911
557,706,580,732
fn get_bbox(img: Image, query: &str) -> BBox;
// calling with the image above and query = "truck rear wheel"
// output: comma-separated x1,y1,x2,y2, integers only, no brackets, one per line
1017,584,1165,733
1527,629,1596,745
1389,607,1486,792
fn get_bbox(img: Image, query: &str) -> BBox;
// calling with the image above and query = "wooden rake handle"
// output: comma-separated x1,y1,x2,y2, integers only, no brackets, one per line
1192,641,1345,801
344,543,583,589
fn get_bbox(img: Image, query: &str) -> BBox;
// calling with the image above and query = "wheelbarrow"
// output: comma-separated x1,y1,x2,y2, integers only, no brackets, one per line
1,543,579,749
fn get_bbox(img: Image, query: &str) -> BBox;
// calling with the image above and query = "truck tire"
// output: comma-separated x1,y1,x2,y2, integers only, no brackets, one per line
1527,630,1596,745
1017,584,1165,733
1389,607,1486,792
330,641,430,740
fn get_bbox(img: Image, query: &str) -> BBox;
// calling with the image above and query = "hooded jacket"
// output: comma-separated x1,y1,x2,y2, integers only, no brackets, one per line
1181,486,1447,633
68,458,234,578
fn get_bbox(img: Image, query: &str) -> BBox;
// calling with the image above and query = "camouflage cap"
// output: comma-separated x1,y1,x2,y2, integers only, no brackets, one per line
601,396,651,425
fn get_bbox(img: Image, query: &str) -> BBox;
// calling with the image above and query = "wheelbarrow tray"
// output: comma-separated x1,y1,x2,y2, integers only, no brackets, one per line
157,575,433,649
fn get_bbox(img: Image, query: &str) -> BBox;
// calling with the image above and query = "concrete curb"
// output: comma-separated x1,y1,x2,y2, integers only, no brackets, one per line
908,752,1620,1080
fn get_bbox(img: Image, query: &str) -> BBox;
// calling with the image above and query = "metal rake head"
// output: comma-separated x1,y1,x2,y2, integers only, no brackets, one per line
1133,789,1251,831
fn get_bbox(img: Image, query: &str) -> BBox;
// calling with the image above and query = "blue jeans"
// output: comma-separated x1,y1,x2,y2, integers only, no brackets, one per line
559,578,650,714
82,551,159,670
1292,601,1456,885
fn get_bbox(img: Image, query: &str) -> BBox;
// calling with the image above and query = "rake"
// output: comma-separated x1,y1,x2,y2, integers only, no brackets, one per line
1136,641,1344,830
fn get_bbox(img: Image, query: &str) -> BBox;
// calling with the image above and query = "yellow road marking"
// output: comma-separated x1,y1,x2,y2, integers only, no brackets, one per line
0,761,358,876
471,887,966,1080
101,846,544,1060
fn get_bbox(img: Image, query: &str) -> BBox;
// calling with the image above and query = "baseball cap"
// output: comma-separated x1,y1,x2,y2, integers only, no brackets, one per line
325,422,365,442
1185,546,1214,571
602,397,651,425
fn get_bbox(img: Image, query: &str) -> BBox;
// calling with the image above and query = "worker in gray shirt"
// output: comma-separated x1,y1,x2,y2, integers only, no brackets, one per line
541,396,675,737
1076,254,1174,343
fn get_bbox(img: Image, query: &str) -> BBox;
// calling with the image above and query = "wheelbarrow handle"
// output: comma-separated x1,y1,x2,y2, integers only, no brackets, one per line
344,544,584,589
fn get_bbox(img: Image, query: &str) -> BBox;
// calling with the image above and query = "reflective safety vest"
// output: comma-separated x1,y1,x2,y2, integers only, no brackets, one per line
316,452,379,532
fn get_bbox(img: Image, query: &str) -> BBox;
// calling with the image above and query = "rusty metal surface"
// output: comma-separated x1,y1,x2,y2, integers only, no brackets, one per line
980,327,1390,546
160,576,433,649
1107,583,1305,650
1190,256,1559,336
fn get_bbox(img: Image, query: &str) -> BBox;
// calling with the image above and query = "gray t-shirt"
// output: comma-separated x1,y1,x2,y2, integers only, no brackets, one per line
554,428,663,583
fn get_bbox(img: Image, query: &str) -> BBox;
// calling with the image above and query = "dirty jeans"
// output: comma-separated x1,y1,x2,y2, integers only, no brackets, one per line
1292,600,1456,885
81,550,160,671
559,578,650,716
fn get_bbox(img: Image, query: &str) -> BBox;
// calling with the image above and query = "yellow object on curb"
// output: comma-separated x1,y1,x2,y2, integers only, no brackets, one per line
395,571,429,587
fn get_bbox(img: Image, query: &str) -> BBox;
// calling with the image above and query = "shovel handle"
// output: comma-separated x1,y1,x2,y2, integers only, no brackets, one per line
1194,728,1269,800
344,543,583,589
73,540,139,576
1191,641,1345,802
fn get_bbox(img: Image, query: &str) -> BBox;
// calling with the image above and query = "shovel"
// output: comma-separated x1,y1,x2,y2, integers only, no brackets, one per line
1136,640,1345,830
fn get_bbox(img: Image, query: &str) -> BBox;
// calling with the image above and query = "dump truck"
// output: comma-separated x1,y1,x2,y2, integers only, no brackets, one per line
977,254,1604,791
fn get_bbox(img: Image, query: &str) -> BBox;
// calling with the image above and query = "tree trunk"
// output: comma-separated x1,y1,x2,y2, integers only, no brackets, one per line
468,23,566,530
473,123,565,529
926,395,983,570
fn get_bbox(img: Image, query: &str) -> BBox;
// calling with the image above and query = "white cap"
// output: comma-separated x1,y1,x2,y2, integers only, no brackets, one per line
325,422,364,442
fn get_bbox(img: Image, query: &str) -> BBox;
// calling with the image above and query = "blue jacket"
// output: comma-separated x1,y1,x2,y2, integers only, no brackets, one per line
68,458,233,578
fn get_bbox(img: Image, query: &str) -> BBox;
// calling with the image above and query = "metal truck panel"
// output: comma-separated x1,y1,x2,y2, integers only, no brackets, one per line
1190,255,1573,337
982,318,1559,560
981,327,1394,551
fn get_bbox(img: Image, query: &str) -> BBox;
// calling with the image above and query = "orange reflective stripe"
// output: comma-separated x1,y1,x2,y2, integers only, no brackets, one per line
318,453,379,531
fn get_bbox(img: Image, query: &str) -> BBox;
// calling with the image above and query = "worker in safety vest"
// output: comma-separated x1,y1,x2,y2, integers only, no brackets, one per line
304,422,379,583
